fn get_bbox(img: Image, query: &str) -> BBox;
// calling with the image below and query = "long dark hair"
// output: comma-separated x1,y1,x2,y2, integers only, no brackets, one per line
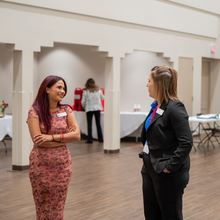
32,75,68,133
151,65,179,104
85,78,99,92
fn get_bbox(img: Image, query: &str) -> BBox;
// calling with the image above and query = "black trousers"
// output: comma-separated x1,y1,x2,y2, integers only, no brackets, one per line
86,110,103,143
141,154,189,220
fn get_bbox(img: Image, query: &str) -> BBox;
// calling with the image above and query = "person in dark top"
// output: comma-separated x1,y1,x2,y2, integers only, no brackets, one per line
139,65,193,220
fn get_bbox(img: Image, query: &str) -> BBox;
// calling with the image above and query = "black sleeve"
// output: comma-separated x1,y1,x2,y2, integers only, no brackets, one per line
165,101,193,172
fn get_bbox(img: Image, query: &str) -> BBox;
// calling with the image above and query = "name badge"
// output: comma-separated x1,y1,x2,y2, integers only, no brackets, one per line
57,112,67,117
143,143,149,154
156,108,164,116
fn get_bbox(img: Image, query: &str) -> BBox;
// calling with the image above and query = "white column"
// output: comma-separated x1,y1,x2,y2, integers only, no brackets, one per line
12,49,34,171
104,56,121,153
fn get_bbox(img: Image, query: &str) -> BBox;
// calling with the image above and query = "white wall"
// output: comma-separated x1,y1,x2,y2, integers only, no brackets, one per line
1,44,171,113
3,0,217,38
121,51,170,112
166,0,220,15
38,48,171,112
37,43,105,106
0,1,220,117
0,43,13,114
1,0,220,165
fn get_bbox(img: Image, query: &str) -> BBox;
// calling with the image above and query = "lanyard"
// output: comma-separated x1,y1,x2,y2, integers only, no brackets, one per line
150,105,158,124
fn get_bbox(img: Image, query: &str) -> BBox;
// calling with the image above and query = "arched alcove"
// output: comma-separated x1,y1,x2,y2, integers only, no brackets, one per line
120,50,171,112
35,43,106,106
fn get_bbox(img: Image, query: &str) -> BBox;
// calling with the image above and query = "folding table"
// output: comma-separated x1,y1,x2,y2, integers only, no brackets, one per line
189,115,220,154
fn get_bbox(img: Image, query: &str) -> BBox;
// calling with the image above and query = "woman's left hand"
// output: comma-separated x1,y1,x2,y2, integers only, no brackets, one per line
67,126,76,133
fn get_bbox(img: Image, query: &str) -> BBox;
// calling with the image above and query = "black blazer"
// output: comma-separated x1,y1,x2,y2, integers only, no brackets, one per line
141,99,193,173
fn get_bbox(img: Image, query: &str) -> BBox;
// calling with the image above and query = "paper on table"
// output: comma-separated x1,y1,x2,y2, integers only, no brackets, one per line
197,114,219,119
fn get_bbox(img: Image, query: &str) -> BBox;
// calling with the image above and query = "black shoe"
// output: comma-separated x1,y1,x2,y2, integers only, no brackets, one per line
99,140,103,143
85,141,93,144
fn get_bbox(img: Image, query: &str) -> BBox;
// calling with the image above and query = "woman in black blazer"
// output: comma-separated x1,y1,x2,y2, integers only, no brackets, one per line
139,66,193,220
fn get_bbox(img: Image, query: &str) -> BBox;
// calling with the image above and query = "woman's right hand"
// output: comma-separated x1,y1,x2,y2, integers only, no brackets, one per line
34,133,53,146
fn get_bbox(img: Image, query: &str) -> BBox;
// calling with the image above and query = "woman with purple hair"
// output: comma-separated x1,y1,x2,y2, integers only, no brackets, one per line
27,75,80,219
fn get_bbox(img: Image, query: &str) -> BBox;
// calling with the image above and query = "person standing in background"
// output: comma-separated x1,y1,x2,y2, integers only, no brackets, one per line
139,66,193,220
81,78,104,144
27,75,80,219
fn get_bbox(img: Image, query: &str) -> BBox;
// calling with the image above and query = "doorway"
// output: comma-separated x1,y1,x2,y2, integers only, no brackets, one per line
178,57,193,116
201,59,211,114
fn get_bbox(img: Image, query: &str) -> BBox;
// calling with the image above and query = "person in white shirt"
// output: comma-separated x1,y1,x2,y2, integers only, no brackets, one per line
81,78,104,143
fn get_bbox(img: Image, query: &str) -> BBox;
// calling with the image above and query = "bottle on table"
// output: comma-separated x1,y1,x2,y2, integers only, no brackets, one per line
137,103,141,112
133,103,137,112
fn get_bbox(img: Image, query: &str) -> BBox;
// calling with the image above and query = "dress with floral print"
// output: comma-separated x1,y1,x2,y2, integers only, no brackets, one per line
28,105,72,220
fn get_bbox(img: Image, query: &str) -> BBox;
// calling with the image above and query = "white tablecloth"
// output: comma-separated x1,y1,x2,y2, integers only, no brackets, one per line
74,111,149,139
0,115,12,141
189,115,220,123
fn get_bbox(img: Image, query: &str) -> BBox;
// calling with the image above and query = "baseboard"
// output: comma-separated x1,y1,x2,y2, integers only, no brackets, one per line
81,133,141,142
12,165,29,171
104,149,120,154
120,136,141,142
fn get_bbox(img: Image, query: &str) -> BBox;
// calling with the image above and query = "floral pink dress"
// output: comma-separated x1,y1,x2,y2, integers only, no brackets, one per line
28,105,72,220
